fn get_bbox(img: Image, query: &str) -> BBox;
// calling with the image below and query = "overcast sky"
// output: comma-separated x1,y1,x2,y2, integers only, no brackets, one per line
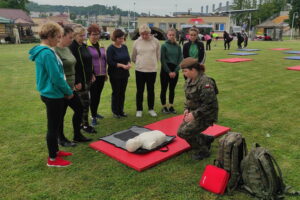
31,0,233,15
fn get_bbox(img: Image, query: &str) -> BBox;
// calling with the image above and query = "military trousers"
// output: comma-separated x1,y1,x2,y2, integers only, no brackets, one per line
76,84,91,125
177,120,213,154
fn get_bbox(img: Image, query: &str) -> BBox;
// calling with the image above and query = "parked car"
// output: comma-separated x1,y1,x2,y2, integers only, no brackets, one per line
100,32,110,40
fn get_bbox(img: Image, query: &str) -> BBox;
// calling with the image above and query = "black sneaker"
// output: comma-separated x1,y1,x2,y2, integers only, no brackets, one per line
192,152,210,160
113,113,121,119
168,107,177,114
95,114,104,119
58,139,77,147
119,112,128,117
73,135,92,143
161,107,169,114
82,125,97,134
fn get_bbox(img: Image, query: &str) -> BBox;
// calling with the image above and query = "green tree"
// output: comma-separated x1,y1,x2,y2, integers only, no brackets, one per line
0,0,29,11
232,0,286,30
288,0,300,35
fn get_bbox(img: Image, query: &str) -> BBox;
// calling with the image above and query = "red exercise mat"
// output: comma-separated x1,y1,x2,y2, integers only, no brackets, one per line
216,58,253,63
287,66,300,71
271,48,292,51
90,115,230,171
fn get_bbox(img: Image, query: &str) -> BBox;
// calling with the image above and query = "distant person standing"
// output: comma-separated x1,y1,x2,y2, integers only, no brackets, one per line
179,32,185,46
29,22,73,167
160,28,183,114
223,31,233,50
241,30,248,48
211,31,219,47
237,32,244,49
132,24,160,117
107,29,131,118
69,25,96,134
203,33,212,51
183,28,205,64
13,26,20,44
86,24,107,126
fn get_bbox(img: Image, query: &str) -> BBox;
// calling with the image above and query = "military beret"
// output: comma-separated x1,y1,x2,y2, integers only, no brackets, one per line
180,57,198,69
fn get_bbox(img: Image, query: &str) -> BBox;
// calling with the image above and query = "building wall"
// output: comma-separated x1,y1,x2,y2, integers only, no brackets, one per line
137,16,230,35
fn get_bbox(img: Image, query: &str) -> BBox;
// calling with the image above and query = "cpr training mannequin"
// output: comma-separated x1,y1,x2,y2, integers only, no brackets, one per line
125,130,167,152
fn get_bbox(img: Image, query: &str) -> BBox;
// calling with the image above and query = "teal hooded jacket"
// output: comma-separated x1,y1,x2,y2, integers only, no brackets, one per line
29,45,73,98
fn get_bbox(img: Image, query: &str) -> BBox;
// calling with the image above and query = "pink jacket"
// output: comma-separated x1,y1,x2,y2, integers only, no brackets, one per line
204,34,211,41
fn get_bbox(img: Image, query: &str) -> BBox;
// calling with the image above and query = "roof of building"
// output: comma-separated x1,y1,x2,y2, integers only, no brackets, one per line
0,8,34,24
256,20,285,28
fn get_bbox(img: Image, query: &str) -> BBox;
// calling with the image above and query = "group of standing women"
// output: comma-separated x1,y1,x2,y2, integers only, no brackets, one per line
29,21,212,167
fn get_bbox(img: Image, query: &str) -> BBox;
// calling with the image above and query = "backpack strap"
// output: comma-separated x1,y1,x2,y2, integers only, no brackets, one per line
158,146,169,152
269,155,300,197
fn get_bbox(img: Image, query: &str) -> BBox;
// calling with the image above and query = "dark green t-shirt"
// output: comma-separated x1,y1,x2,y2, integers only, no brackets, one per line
54,47,76,88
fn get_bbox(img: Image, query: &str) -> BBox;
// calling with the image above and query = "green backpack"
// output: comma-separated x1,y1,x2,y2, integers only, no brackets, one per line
241,143,292,200
215,132,247,193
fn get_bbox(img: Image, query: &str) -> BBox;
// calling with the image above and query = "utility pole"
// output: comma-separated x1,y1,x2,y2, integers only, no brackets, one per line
133,2,136,29
128,10,130,29
290,12,299,40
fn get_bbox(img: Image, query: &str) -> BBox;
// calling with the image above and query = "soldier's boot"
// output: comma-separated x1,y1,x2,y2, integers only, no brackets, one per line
192,151,210,160
185,137,201,150
191,134,212,160
203,134,215,150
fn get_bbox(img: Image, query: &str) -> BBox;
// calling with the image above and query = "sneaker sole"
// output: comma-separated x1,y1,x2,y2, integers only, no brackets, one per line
47,163,71,167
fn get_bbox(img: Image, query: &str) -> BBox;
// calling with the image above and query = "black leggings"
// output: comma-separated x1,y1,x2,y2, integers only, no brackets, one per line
109,76,128,115
206,39,212,50
224,40,231,49
90,76,105,117
160,70,179,105
135,70,157,111
41,96,65,159
58,93,83,141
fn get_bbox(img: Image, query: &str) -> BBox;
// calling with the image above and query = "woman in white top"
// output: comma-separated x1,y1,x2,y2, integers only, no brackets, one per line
132,24,160,117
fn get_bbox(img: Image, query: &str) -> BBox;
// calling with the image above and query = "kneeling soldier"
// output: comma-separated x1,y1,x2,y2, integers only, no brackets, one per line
177,57,218,160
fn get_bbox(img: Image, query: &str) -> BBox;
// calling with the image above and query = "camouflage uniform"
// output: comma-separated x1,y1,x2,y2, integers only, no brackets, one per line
177,72,218,154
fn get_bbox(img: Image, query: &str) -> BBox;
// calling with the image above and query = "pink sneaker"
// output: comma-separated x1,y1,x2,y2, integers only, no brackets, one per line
57,151,73,157
47,157,72,167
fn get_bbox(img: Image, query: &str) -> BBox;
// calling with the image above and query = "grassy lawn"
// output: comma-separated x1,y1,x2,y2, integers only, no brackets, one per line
0,39,299,200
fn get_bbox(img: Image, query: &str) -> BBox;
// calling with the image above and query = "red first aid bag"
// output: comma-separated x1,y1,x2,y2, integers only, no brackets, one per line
199,165,230,195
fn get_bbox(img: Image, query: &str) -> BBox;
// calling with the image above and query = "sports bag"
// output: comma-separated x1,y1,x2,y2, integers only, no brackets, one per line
214,132,247,193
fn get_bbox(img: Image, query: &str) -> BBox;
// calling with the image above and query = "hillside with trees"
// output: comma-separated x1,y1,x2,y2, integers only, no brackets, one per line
25,1,139,17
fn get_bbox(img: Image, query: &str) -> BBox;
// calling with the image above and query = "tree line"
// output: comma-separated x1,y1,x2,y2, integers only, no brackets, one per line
232,0,299,31
25,2,138,17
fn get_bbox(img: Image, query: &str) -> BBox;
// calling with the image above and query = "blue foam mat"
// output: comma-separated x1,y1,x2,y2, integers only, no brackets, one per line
284,51,300,54
229,52,257,56
237,49,260,51
285,56,300,60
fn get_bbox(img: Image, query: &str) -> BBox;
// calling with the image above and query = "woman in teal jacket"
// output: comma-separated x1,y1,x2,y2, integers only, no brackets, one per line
29,22,74,167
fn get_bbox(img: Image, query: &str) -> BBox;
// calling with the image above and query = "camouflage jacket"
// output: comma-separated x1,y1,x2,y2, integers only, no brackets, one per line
184,72,218,125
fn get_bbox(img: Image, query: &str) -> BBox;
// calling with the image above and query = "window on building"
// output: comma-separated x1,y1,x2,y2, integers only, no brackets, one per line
215,23,225,31
148,23,154,27
159,23,167,31
168,23,177,29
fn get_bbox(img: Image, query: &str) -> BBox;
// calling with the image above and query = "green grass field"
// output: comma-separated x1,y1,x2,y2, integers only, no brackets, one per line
0,39,299,200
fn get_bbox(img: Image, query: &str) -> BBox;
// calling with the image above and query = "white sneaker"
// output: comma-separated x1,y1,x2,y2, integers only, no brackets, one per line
148,110,157,117
136,110,142,117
